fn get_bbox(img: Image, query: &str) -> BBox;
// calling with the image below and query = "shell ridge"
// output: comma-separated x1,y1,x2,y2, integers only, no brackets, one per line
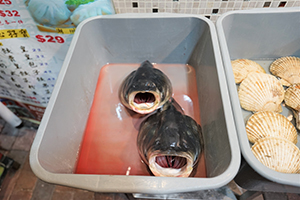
251,137,300,173
246,111,297,144
270,56,300,85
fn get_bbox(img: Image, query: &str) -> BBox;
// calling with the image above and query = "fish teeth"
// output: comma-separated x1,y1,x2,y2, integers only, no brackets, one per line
133,102,155,109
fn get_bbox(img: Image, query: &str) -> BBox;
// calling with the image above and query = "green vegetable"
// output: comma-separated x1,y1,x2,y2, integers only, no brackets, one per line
65,0,95,6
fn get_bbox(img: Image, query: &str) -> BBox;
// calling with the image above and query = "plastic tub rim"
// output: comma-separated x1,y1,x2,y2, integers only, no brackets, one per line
29,156,239,194
217,7,300,21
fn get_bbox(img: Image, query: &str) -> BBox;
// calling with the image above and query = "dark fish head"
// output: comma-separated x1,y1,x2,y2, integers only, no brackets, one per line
119,61,172,114
137,102,203,177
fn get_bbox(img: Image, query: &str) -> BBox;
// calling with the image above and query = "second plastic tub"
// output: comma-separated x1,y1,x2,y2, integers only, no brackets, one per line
217,8,300,192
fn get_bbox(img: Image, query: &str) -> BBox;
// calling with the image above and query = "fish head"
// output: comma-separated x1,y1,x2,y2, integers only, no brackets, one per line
119,60,172,114
145,126,201,177
137,102,203,177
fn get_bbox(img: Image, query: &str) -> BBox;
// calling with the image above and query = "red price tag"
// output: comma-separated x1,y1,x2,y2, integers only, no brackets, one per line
0,10,21,17
35,35,65,44
0,0,12,5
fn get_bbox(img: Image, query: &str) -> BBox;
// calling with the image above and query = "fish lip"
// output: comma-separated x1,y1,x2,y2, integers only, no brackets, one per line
147,151,195,177
128,91,162,114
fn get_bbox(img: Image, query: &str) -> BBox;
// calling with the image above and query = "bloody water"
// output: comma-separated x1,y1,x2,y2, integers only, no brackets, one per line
75,63,206,177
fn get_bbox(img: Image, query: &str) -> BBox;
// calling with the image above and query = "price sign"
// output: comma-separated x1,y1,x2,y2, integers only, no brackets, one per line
56,28,76,34
0,0,12,5
35,35,65,43
0,29,29,39
0,10,20,17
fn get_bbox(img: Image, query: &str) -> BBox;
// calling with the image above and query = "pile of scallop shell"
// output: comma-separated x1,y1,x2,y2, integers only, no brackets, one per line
231,56,300,174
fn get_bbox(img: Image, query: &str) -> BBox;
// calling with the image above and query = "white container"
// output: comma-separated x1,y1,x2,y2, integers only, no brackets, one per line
217,8,300,192
30,13,240,194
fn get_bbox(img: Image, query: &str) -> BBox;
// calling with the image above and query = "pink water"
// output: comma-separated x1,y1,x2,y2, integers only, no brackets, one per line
75,63,206,177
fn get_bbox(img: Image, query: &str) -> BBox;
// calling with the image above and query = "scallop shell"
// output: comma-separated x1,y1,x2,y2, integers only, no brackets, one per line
251,137,300,174
231,59,266,84
270,56,300,85
279,79,291,87
238,73,284,112
285,84,300,110
246,111,297,144
284,84,300,130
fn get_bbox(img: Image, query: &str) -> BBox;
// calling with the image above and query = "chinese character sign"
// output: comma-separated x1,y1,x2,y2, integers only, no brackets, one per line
0,0,115,123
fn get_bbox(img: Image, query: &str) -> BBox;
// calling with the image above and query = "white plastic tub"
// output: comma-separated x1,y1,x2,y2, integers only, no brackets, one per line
30,13,240,194
217,8,300,192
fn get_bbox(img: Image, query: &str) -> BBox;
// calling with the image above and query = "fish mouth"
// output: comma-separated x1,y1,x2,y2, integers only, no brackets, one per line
129,91,161,114
148,151,194,177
